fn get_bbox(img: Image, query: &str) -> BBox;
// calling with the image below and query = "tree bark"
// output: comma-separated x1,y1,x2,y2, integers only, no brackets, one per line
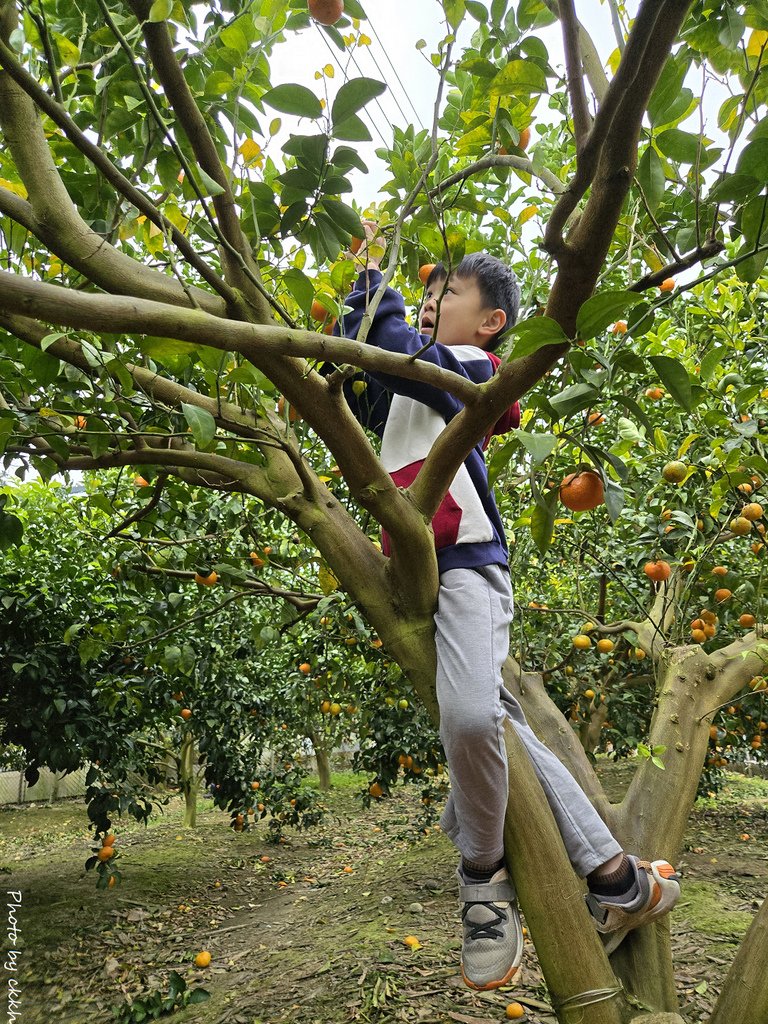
179,731,198,829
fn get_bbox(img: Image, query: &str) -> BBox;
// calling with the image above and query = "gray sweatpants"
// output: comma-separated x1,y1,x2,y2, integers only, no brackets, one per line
436,564,622,877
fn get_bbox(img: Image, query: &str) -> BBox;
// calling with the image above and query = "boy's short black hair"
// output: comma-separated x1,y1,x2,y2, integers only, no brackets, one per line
426,253,520,352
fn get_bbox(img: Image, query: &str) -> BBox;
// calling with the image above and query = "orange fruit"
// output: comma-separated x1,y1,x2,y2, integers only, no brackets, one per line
572,634,592,649
559,470,604,511
320,700,331,714
97,847,115,861
659,278,675,292
703,623,716,638
194,950,212,968
180,708,192,720
712,566,728,576
612,321,627,335
299,662,311,674
714,588,732,602
518,126,531,150
108,875,116,888
369,781,384,799
506,1003,526,1020
743,502,764,520
691,618,705,630
277,395,300,422
645,387,664,400
644,560,671,582
662,461,687,483
310,298,331,323
418,263,436,286
133,475,150,487
308,0,344,25
708,725,718,741
691,628,706,644
738,482,753,494
349,236,364,255
596,638,614,653
251,781,260,790
730,516,752,536
102,834,116,847
74,415,87,429
587,411,605,426
250,551,265,567
701,609,717,624
739,613,756,627
583,688,595,699
194,570,218,586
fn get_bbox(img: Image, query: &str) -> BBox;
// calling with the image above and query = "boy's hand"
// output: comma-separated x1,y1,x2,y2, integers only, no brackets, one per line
350,220,386,270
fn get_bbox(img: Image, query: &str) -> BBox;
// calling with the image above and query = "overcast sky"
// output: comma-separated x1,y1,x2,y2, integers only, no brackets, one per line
267,1,640,201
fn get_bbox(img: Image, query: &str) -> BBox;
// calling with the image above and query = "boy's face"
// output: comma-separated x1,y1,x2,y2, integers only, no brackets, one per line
418,274,506,349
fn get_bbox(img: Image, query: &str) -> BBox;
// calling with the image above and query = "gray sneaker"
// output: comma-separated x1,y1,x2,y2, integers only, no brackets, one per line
458,866,524,990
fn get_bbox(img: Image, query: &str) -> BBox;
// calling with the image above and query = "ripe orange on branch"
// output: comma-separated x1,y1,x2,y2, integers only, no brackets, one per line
308,0,344,25
97,846,115,861
662,461,687,483
743,502,764,520
730,516,752,536
659,278,675,292
418,263,436,286
559,470,604,511
645,387,664,400
194,570,218,586
739,613,756,627
518,126,531,150
644,560,671,582
715,588,733,602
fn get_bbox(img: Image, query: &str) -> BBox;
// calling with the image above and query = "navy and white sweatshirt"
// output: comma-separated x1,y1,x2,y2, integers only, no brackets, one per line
334,269,520,574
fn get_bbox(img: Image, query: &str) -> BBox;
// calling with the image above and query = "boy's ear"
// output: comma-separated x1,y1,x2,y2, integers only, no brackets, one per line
479,308,507,338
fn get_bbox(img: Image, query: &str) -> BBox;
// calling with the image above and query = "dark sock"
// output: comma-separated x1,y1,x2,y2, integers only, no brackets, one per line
588,854,637,898
461,857,505,882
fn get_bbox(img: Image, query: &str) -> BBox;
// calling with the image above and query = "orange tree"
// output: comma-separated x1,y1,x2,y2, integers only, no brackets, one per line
2,0,768,1019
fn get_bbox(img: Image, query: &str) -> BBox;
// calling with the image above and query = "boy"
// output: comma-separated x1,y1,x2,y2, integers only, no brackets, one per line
332,228,680,991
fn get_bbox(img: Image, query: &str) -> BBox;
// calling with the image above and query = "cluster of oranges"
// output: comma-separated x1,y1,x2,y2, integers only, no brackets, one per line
689,608,719,644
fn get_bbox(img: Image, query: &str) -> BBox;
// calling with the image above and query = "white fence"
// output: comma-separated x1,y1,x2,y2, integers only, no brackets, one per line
0,766,90,805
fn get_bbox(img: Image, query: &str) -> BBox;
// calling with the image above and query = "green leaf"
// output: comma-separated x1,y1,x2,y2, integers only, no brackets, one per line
262,84,323,119
489,60,547,97
320,198,364,238
505,316,569,360
636,146,665,214
331,77,386,126
576,291,644,341
465,1,488,22
603,477,625,522
181,403,216,448
648,355,693,411
656,128,702,164
283,267,315,316
148,0,173,22
707,172,763,204
187,989,211,1005
549,382,598,419
197,168,226,198
511,429,558,465
699,345,727,382
735,139,768,183
719,7,745,48
0,512,23,550
530,487,558,555
332,114,371,142
443,0,467,31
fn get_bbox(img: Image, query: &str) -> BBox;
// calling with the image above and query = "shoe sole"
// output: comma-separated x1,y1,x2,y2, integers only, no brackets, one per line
602,860,680,955
461,961,523,992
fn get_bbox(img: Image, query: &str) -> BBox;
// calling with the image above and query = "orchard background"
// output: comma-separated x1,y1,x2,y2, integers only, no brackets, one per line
1,1,768,1022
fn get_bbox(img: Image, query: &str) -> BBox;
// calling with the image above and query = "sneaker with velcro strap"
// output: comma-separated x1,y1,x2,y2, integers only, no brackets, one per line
458,866,524,991
585,855,681,955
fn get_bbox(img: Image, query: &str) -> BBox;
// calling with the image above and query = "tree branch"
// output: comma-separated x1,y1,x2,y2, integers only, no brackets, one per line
125,0,271,320
133,566,323,613
428,153,565,198
630,239,725,291
0,36,236,308
559,0,592,150
0,271,481,406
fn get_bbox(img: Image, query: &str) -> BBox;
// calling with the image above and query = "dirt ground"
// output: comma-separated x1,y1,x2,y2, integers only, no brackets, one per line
0,763,765,1024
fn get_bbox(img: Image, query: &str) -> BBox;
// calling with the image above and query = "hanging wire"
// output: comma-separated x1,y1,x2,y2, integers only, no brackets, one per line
363,10,427,129
315,27,392,147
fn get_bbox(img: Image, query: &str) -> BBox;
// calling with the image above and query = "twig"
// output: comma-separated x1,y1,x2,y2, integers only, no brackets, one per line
106,473,168,537
559,0,592,150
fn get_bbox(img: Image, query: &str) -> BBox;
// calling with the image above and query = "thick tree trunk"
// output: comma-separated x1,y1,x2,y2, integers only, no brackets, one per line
179,731,197,829
502,723,630,1024
707,897,768,1024
310,734,332,792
